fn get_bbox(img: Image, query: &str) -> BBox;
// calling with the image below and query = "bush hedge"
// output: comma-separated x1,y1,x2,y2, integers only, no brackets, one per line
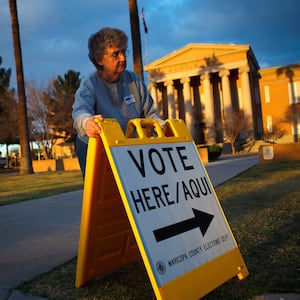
199,144,222,161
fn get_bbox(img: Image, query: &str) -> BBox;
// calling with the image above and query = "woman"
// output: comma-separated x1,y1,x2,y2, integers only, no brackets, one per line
72,27,163,177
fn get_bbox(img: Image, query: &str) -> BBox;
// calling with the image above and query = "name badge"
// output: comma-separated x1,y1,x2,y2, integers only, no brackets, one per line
123,94,136,105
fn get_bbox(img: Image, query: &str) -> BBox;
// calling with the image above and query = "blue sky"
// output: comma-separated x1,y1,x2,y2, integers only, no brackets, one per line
1,0,300,90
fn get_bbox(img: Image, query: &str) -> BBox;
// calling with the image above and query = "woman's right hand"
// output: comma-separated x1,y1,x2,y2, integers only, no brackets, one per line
85,115,104,137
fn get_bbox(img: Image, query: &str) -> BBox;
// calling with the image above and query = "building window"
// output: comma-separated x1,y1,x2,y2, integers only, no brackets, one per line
288,81,300,104
264,85,270,103
266,115,273,132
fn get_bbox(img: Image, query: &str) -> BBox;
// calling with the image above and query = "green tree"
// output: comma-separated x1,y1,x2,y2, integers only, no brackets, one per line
48,70,81,143
0,57,11,96
9,0,33,174
0,57,19,165
0,56,12,118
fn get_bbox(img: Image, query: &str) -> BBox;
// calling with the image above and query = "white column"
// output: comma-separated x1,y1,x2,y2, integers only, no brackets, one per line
164,80,176,119
200,73,214,126
149,82,159,110
201,72,215,143
180,77,193,134
239,66,253,120
219,69,232,113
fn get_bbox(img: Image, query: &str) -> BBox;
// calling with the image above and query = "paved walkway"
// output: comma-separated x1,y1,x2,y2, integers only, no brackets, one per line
0,190,82,300
0,153,298,300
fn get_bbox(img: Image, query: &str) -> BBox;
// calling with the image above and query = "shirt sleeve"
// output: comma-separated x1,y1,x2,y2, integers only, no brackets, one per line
72,78,95,137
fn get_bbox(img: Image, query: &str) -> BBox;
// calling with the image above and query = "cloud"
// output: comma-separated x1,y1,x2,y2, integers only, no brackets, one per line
1,0,299,89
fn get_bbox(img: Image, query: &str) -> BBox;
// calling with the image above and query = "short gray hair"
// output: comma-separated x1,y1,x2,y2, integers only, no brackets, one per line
88,27,128,69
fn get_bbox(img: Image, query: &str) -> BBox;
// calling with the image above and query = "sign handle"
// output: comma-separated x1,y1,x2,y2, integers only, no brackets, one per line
125,118,164,138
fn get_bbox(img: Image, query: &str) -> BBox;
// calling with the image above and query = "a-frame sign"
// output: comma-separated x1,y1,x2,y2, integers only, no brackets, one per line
76,119,249,299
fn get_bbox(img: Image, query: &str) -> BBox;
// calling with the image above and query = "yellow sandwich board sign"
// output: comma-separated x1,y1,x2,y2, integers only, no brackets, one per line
76,118,249,299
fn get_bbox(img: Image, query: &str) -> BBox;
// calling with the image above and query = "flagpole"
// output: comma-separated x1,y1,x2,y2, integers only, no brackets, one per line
144,29,149,85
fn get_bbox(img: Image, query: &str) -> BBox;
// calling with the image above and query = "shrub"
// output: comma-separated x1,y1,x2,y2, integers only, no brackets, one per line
199,144,222,161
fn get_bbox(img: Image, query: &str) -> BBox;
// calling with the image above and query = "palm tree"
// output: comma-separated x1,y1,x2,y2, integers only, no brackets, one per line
128,0,144,80
9,0,33,174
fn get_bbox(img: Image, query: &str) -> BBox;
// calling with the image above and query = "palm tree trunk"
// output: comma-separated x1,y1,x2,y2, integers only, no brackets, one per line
128,0,144,80
9,0,33,174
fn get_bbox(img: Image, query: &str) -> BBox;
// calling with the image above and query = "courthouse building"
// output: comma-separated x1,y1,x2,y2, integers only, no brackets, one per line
259,64,300,143
146,44,263,144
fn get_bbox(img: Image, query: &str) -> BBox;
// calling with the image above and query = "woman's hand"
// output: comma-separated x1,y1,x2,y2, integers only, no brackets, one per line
85,115,104,137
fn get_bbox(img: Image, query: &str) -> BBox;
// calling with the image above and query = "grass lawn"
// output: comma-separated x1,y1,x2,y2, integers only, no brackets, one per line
4,161,300,299
0,170,83,206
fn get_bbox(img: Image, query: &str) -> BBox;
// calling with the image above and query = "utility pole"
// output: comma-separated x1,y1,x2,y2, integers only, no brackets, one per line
128,0,144,80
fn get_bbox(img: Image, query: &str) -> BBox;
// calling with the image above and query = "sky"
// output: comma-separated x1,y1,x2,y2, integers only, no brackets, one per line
1,0,300,90
0,0,299,156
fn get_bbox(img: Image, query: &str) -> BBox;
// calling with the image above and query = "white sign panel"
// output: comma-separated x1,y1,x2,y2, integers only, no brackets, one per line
111,142,236,287
262,145,274,160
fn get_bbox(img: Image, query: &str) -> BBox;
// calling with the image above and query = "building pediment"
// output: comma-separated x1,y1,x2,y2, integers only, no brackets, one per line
146,43,257,81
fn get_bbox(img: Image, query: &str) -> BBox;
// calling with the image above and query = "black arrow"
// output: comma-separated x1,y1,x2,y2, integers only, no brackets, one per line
153,208,214,242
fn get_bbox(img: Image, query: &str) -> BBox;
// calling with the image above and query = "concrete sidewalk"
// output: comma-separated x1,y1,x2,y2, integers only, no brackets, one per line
1,153,297,300
0,191,82,300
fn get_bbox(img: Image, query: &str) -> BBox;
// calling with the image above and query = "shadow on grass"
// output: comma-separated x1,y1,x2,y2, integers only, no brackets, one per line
0,185,83,206
19,162,300,300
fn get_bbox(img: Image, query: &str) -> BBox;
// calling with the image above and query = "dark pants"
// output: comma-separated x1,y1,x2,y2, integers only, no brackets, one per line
76,137,88,178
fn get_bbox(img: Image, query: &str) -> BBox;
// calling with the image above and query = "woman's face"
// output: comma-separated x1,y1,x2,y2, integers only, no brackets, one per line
97,45,127,83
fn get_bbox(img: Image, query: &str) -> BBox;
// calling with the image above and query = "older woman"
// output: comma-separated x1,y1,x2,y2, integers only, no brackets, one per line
72,27,163,177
